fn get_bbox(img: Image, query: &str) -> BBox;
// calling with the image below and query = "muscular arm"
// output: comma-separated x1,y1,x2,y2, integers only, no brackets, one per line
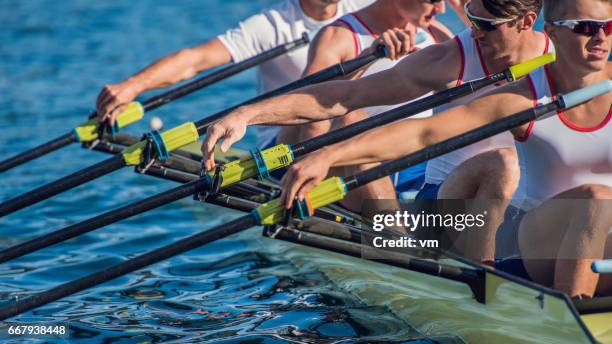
120,38,232,94
237,39,462,126
321,79,534,166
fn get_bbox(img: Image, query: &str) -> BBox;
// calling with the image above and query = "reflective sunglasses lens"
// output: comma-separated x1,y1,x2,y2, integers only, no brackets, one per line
574,20,612,36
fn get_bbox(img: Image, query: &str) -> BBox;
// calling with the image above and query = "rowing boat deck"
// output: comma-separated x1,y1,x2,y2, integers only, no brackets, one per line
180,141,612,344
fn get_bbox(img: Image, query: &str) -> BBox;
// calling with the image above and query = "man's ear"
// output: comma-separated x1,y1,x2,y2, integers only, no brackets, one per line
517,11,538,32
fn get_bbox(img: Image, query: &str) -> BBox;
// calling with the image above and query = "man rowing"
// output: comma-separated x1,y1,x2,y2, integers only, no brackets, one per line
273,0,452,210
201,0,552,263
227,0,611,297
95,0,373,131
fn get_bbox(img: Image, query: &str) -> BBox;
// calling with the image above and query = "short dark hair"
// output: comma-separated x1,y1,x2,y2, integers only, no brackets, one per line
483,0,543,19
543,0,608,21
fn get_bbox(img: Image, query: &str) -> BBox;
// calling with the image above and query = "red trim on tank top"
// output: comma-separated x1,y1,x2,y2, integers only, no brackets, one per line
474,40,491,77
454,36,465,87
352,13,378,38
336,18,360,58
543,32,550,54
544,65,611,132
515,75,538,142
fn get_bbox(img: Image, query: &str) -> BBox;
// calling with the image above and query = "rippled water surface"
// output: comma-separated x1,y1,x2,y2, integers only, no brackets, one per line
0,1,470,342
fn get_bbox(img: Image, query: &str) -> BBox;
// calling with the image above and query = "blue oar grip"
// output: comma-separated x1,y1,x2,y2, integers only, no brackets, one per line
561,80,612,108
250,148,270,179
592,260,612,274
144,130,169,161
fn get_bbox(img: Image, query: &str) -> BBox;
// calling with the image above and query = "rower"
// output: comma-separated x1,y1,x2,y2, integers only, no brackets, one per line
94,0,373,129
200,0,551,263
256,0,611,297
273,0,452,211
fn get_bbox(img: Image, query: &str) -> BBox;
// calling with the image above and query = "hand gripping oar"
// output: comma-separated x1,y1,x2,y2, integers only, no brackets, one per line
0,46,387,217
0,81,607,321
0,35,310,174
0,54,554,259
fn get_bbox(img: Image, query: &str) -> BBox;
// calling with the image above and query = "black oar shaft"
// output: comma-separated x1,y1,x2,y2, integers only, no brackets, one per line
193,46,386,131
0,156,126,217
0,179,207,263
0,133,76,173
1,38,308,175
345,101,560,190
293,73,507,156
142,34,309,112
0,48,385,217
0,215,255,321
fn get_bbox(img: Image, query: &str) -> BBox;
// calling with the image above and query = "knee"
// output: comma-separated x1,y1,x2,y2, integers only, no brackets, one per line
575,184,612,200
299,120,332,138
480,148,520,195
333,110,368,128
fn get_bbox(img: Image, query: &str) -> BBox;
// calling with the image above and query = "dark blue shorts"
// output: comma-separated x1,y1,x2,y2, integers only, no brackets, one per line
495,206,531,281
415,183,441,200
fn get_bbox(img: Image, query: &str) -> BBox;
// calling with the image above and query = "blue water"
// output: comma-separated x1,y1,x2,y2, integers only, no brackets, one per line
0,1,476,343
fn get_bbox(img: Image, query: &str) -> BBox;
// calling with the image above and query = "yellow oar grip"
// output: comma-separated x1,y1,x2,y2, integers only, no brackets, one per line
216,144,294,187
114,102,145,129
253,177,347,225
121,122,199,166
508,53,556,80
73,102,145,142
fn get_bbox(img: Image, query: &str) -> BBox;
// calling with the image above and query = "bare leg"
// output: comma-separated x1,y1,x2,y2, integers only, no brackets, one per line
519,184,612,297
329,111,396,212
438,148,520,262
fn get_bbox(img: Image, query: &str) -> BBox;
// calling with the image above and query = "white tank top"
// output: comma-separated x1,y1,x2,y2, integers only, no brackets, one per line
336,13,436,118
424,29,553,186
515,65,612,211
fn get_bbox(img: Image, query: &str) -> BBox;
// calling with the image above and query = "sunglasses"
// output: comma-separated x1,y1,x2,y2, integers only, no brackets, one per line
549,19,612,37
464,2,516,32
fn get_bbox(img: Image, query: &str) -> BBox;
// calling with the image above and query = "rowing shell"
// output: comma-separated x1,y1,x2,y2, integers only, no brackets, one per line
180,141,612,344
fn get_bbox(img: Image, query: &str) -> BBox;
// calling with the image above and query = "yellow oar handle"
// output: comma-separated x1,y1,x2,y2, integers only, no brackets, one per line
253,177,347,225
508,53,556,81
212,144,294,188
73,102,145,142
121,122,199,166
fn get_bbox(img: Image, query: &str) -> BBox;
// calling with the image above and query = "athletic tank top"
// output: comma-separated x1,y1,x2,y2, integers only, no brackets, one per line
336,13,436,118
515,66,612,211
424,29,553,186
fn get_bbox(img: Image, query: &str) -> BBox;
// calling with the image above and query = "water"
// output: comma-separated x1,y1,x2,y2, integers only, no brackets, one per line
0,1,490,343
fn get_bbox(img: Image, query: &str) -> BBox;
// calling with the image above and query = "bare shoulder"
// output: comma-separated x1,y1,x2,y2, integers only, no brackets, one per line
309,21,357,61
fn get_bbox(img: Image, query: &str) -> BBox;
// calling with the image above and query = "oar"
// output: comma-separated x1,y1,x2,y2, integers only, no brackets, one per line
0,47,387,217
0,80,607,321
0,54,554,259
0,35,309,174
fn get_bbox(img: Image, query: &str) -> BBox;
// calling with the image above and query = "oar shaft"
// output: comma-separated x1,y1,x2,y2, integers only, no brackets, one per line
0,215,255,320
0,133,76,173
142,35,309,112
345,102,560,190
0,179,207,263
193,46,386,132
293,72,508,156
0,156,126,217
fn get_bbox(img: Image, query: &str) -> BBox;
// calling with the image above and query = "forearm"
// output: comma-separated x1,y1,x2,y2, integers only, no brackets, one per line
124,38,230,93
241,80,369,125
